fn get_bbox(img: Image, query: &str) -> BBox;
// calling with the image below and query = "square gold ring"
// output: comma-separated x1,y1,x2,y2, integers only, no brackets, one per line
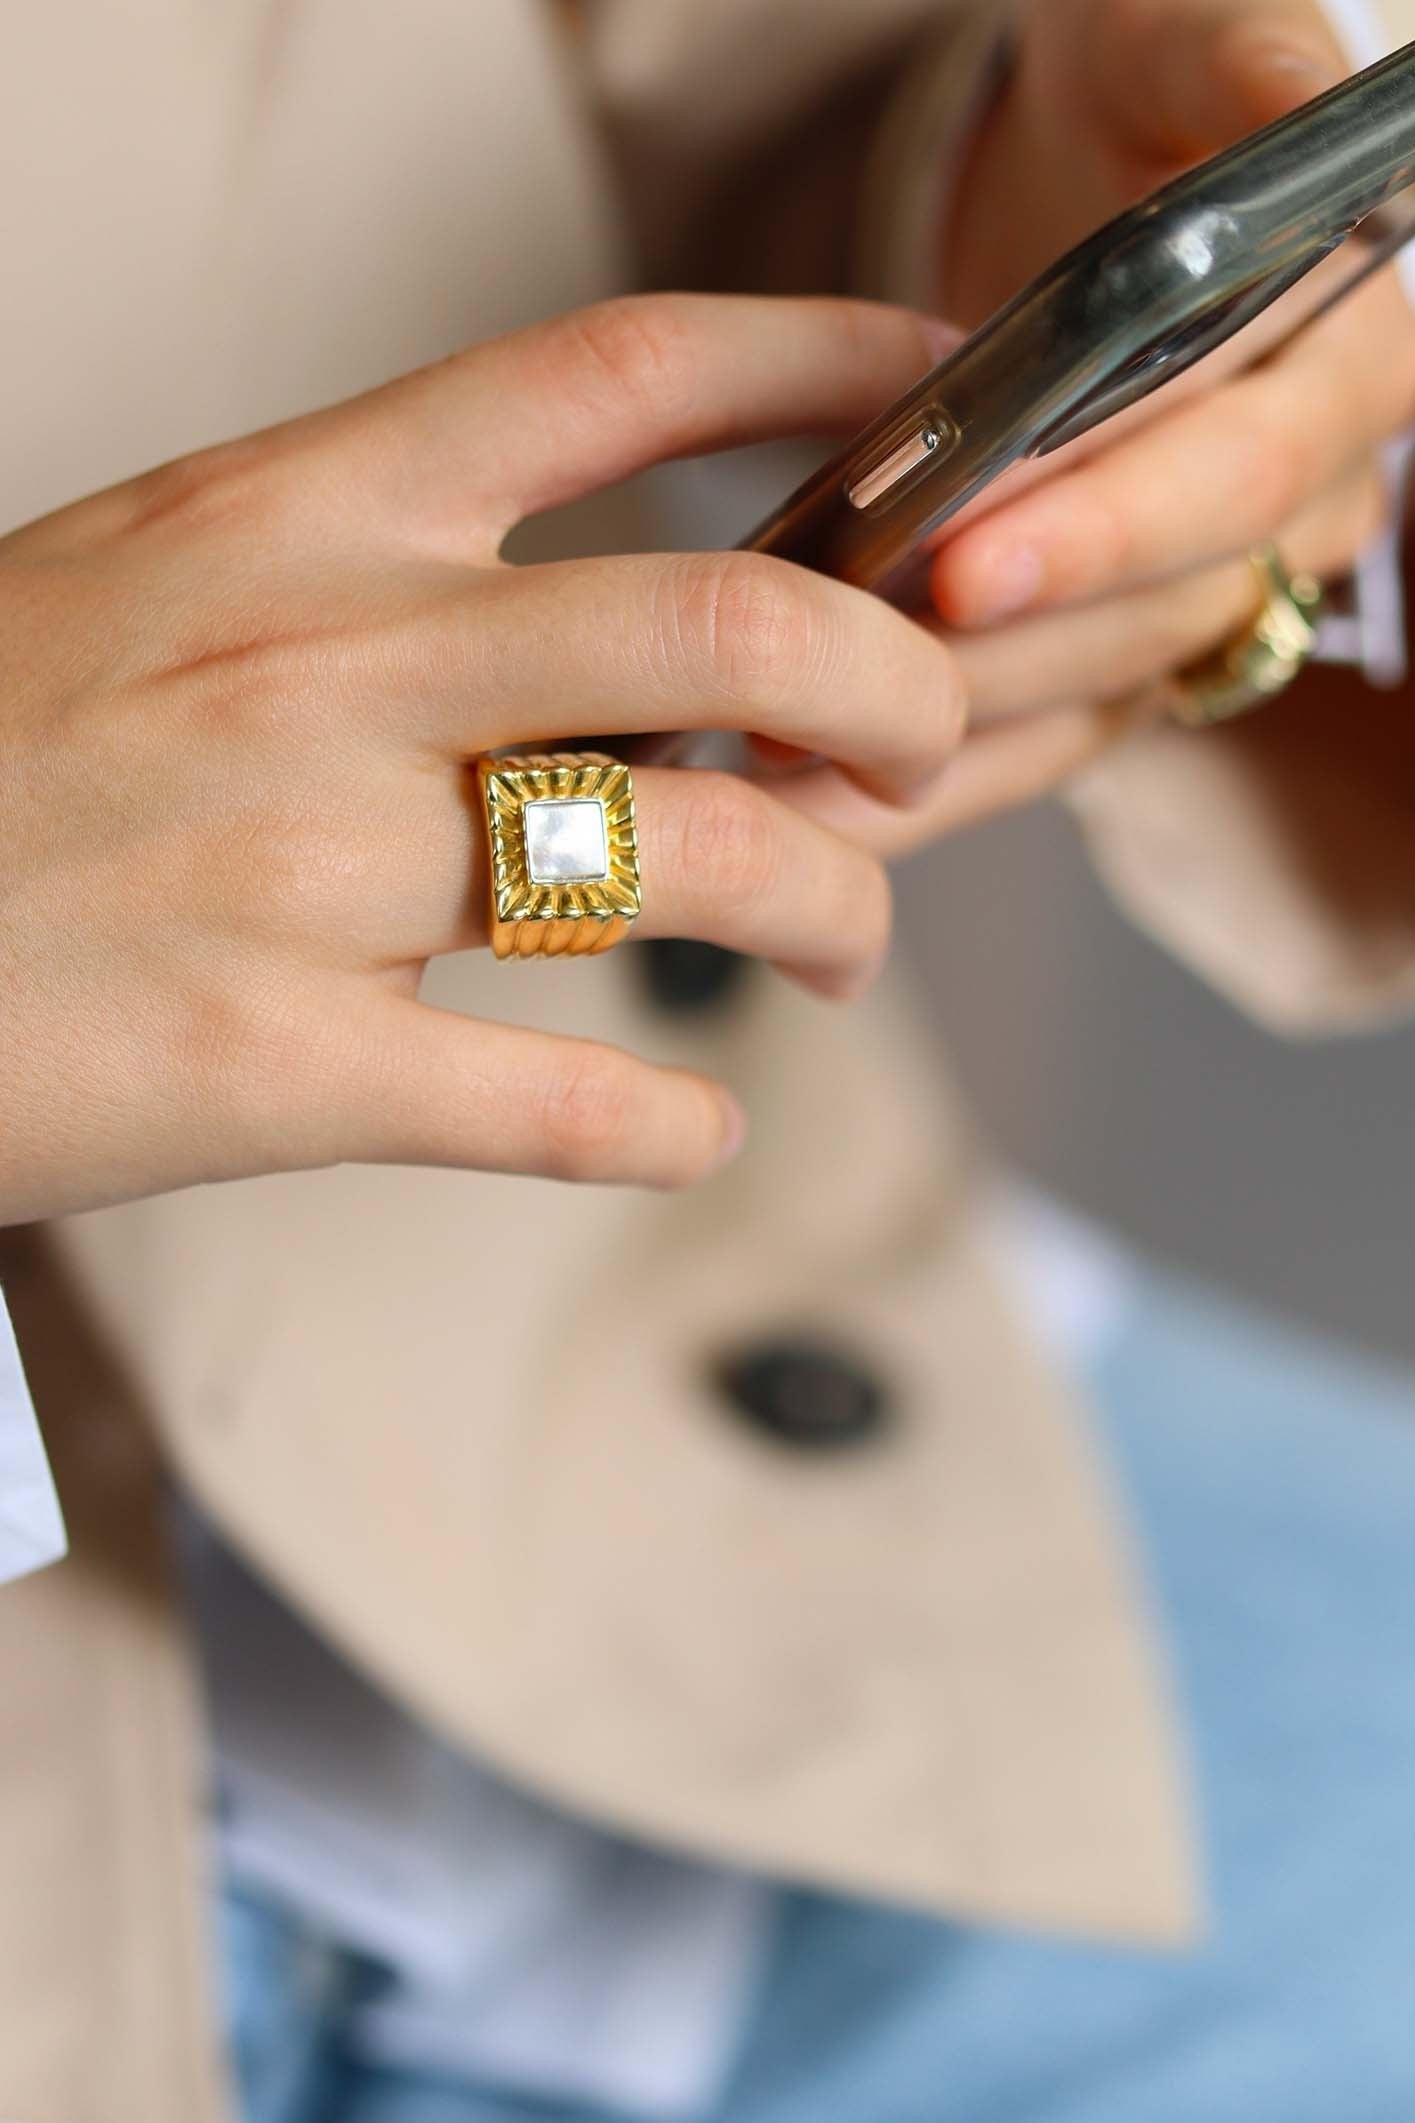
477,753,642,960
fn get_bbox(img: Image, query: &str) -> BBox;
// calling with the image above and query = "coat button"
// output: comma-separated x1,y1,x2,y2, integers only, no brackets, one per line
716,1339,891,1452
637,939,750,1016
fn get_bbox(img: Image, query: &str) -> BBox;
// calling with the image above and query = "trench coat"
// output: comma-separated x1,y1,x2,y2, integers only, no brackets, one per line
3,2,1414,2114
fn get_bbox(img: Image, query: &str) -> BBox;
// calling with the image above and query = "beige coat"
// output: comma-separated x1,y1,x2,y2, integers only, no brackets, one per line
3,3,1414,2115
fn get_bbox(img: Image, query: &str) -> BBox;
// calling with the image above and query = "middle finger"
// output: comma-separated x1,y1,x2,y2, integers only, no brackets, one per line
404,551,968,807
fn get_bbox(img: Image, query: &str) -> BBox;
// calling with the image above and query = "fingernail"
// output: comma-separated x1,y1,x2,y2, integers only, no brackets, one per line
712,1094,748,1170
972,546,1044,624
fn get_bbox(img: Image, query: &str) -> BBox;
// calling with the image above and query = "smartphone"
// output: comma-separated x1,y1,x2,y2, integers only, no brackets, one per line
743,38,1415,607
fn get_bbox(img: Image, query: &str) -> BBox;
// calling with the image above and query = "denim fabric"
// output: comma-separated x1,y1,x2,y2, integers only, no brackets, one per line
221,1272,1415,2122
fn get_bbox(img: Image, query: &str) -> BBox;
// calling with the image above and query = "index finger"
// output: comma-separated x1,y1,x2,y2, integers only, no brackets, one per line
359,295,958,556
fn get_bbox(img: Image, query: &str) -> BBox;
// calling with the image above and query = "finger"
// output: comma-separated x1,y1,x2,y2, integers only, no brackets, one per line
402,550,968,807
1087,0,1345,164
934,287,1412,626
950,464,1388,722
768,697,1162,859
326,997,746,1190
365,295,958,551
345,766,890,997
634,771,892,1000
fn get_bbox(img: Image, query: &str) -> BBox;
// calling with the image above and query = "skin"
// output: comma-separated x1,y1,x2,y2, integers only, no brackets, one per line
0,295,968,1222
769,0,1415,857
4,1,1412,1217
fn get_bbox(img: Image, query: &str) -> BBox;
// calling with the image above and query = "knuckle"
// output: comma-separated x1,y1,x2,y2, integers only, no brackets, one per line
165,965,317,1159
536,1047,636,1180
670,772,783,915
558,296,701,422
666,551,824,712
165,981,249,1106
206,793,352,940
174,623,358,753
128,437,285,538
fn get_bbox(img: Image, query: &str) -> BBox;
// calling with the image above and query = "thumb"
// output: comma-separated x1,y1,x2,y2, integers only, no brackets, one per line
1096,1,1348,164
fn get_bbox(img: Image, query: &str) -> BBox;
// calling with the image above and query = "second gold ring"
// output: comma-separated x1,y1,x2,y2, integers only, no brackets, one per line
1169,543,1326,729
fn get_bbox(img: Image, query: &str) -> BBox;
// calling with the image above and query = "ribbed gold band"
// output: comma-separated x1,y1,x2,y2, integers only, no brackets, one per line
1170,544,1326,729
477,752,641,961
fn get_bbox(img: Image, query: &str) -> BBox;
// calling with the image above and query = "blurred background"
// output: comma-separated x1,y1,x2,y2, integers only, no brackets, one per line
897,778,1415,1366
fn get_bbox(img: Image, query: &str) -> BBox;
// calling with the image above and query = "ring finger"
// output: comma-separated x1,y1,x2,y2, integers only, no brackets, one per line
951,462,1388,723
391,763,894,1001
634,768,892,998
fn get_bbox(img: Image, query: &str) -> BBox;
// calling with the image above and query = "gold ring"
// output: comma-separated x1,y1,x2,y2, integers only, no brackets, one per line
1169,544,1326,729
478,752,642,960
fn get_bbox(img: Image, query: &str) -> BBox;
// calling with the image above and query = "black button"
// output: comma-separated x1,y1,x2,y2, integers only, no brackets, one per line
716,1339,891,1453
638,939,750,1016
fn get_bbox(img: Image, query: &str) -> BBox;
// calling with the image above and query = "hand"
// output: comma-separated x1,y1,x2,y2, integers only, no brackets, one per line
770,1,1411,860
0,295,968,1223
948,0,1354,330
925,0,1415,769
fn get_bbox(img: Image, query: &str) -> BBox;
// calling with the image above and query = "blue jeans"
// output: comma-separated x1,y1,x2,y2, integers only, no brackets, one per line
222,1272,1415,2121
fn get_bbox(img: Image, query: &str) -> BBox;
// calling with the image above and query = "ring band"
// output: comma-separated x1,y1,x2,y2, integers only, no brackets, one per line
478,752,642,960
1169,544,1326,729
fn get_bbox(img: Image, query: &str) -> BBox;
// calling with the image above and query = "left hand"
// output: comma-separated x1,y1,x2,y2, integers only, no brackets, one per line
773,0,1415,859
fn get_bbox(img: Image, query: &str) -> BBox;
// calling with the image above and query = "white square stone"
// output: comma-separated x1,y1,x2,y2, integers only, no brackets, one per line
524,798,610,886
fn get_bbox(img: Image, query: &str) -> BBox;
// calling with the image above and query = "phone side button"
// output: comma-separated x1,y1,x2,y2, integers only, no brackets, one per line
847,418,951,512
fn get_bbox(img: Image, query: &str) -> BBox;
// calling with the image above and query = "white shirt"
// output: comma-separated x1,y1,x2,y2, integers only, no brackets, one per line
0,1286,64,1585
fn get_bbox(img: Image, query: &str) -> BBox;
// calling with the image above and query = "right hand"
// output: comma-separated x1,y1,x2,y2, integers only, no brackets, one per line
0,295,966,1224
